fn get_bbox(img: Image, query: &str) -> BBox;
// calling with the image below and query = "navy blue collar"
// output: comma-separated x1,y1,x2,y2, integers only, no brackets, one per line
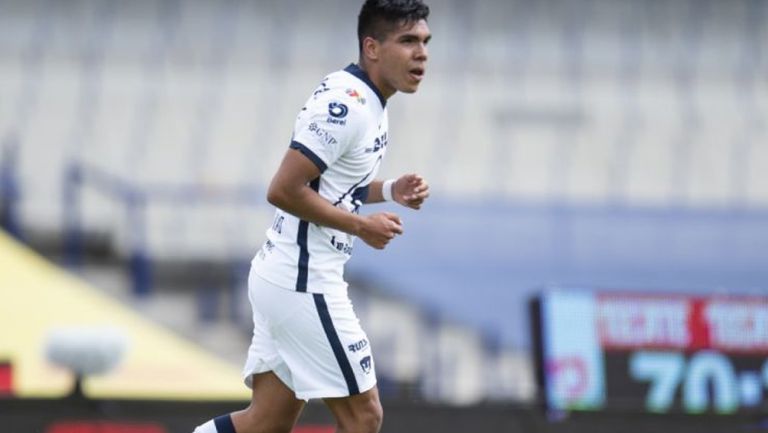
344,63,387,108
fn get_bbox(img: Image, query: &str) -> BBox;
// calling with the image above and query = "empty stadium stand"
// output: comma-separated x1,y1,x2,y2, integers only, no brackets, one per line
1,0,766,404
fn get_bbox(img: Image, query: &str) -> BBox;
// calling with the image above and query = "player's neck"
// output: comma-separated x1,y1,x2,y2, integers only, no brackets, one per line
357,60,395,100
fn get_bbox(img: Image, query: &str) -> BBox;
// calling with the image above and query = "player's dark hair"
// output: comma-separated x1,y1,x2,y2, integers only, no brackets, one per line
357,0,430,52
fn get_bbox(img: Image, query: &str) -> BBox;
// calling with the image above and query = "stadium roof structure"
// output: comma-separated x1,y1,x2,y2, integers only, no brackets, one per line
0,230,249,401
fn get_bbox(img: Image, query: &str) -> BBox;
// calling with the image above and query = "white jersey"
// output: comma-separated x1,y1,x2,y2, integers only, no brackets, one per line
252,64,389,295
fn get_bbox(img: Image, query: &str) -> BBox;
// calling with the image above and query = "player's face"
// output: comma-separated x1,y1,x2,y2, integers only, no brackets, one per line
377,19,431,96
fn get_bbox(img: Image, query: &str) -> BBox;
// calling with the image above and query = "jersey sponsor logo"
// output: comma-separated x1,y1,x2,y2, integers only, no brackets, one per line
271,215,285,234
327,102,348,125
257,239,275,260
330,235,353,255
328,102,348,118
308,122,338,146
348,338,369,353
365,131,388,153
360,356,373,374
345,88,366,105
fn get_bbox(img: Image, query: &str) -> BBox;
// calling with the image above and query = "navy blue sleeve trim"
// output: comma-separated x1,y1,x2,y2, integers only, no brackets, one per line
214,415,237,433
290,140,328,173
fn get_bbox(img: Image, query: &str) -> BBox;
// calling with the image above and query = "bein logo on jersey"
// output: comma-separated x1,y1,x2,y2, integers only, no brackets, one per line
360,356,373,374
327,102,348,125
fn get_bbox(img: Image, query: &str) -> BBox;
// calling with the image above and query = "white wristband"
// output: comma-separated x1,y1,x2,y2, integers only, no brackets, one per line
382,179,396,202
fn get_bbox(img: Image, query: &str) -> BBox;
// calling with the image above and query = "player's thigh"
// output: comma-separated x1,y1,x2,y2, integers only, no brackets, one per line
272,292,377,400
232,372,305,433
323,386,383,431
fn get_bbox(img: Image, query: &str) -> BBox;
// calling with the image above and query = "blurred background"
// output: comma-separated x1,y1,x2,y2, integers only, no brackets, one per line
1,0,767,431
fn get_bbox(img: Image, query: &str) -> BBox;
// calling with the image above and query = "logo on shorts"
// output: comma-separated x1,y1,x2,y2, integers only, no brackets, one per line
360,356,373,374
347,338,368,353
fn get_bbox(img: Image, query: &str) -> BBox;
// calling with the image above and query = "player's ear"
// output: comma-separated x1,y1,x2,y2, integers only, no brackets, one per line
362,36,380,61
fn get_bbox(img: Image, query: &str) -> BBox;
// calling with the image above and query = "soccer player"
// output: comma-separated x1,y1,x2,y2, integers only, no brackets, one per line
192,1,431,432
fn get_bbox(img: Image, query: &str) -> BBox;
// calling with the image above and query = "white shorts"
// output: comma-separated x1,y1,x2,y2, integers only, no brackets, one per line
242,271,376,401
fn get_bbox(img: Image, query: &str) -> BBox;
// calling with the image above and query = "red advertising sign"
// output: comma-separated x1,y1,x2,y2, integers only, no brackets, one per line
597,294,768,354
536,290,768,414
46,421,167,433
0,361,11,395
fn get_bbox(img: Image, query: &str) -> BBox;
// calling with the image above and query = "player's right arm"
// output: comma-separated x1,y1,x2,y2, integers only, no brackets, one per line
267,149,403,250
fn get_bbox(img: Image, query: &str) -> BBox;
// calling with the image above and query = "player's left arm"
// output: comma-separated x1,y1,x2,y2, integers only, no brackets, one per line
366,173,430,210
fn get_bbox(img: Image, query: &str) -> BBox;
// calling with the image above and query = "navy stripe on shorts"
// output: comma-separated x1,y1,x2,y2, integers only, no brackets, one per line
313,293,360,395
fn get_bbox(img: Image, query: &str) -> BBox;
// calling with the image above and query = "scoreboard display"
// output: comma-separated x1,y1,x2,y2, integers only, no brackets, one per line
532,290,768,414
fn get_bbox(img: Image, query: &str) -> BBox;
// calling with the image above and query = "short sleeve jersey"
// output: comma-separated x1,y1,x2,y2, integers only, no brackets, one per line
251,64,389,295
